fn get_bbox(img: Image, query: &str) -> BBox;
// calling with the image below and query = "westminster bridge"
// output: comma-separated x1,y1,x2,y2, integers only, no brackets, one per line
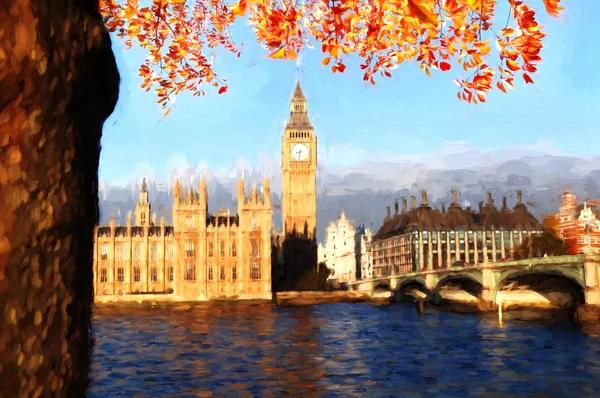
348,254,600,307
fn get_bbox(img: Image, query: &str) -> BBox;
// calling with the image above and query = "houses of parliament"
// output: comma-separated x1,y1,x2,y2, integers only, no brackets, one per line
93,81,318,300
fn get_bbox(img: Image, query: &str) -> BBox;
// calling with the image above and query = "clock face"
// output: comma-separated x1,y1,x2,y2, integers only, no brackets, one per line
291,143,309,161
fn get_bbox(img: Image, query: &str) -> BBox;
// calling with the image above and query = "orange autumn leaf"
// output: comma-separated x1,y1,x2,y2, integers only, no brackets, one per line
269,48,286,59
99,0,565,113
231,0,248,17
543,0,564,18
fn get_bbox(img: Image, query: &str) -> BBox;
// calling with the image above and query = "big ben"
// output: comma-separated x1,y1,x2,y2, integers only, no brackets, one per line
281,80,317,240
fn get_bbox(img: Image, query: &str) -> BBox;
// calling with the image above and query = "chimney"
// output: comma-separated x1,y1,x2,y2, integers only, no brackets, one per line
466,205,471,212
478,201,484,212
487,191,493,205
386,206,391,218
516,190,523,204
441,204,446,213
421,190,428,206
410,196,416,209
402,198,407,213
452,190,458,204
502,196,507,209
394,200,399,214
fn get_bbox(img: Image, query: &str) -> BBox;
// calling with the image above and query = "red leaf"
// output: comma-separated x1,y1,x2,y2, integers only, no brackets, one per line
218,86,228,95
440,62,451,71
523,73,534,84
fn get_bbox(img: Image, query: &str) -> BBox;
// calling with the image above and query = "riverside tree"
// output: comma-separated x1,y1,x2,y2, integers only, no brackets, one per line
100,0,564,115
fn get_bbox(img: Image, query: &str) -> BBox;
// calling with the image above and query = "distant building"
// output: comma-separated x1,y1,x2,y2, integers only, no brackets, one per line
371,190,544,277
554,191,600,254
93,177,273,300
318,212,360,283
358,227,373,280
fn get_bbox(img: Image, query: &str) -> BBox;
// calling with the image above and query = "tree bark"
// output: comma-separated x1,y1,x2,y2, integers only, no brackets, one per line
0,0,119,396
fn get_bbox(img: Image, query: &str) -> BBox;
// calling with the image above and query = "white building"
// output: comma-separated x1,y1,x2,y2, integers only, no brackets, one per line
358,227,373,279
318,212,375,283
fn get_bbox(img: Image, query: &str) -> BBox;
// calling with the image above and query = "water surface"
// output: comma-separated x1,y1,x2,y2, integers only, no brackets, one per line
89,303,600,397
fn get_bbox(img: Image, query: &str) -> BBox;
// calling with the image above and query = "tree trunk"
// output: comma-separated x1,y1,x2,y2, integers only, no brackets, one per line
0,0,119,396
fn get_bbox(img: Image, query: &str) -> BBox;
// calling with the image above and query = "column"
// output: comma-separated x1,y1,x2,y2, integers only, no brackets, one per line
500,231,506,259
428,235,433,271
491,231,497,264
473,233,479,265
482,232,488,263
437,231,442,269
584,254,600,305
446,232,451,267
464,231,470,264
418,232,424,272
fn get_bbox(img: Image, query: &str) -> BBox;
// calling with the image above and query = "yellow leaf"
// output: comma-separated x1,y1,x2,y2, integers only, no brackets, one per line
322,57,331,65
269,48,285,59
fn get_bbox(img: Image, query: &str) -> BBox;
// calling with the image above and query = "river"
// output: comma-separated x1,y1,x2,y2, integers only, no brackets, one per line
89,302,600,397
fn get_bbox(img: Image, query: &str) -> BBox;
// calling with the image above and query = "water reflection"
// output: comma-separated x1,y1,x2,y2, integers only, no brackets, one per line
91,303,600,397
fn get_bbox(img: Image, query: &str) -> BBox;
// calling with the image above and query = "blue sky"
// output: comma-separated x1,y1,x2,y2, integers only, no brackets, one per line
100,0,599,187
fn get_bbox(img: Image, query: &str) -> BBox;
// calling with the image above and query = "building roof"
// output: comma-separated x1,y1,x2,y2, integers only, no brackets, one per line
372,191,543,242
293,80,305,100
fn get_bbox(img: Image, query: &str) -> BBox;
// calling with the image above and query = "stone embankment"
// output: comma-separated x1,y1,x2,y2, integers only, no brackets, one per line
274,291,373,306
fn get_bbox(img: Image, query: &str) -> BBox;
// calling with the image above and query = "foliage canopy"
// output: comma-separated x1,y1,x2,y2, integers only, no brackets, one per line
100,0,564,115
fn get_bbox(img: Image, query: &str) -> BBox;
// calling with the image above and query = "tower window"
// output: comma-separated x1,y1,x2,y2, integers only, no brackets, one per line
134,267,141,282
185,241,195,258
166,244,173,259
250,263,261,280
232,242,237,257
134,243,141,260
141,212,146,226
186,216,193,228
117,267,124,282
208,265,214,281
220,264,225,280
220,241,225,257
185,263,196,281
150,267,158,282
209,242,214,257
232,264,237,280
100,268,108,283
151,243,158,261
251,239,260,257
168,266,174,282
101,245,108,261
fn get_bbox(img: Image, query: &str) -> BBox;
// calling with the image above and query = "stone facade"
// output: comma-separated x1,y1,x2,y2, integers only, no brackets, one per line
359,228,374,279
281,81,317,240
318,212,358,283
93,177,273,300
372,190,544,277
554,191,600,255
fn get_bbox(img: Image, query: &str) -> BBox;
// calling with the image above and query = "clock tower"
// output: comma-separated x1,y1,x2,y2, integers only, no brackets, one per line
281,80,317,239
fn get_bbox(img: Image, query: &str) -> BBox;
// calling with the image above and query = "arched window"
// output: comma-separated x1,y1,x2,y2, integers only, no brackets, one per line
185,241,195,258
250,263,261,280
208,242,214,257
117,267,124,282
185,263,196,281
133,267,141,282
150,266,158,282
220,241,225,257
101,245,108,261
208,264,214,280
232,264,237,280
100,268,108,283
168,266,174,282
220,264,225,280
232,242,237,257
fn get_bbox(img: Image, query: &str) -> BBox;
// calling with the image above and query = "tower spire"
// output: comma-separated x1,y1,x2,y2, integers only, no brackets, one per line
293,79,305,100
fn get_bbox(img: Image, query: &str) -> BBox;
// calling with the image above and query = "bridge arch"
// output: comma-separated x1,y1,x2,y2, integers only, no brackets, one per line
492,267,585,310
433,274,484,294
394,278,430,302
